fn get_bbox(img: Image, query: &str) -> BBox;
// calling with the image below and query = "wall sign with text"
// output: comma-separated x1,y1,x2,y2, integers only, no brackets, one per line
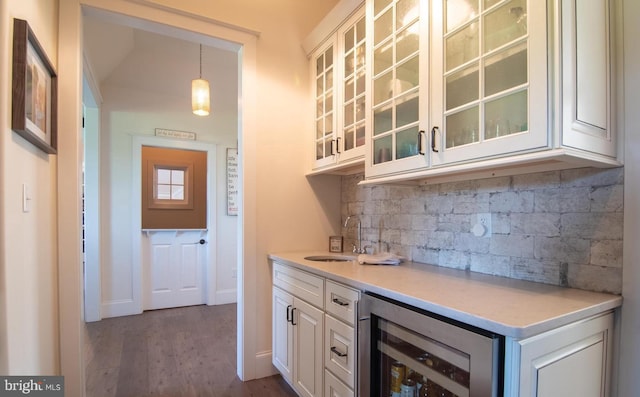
227,148,238,216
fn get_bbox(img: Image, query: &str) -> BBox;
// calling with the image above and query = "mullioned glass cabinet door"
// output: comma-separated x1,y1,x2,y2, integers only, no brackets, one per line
338,10,367,164
313,40,338,169
365,0,430,179
430,0,549,166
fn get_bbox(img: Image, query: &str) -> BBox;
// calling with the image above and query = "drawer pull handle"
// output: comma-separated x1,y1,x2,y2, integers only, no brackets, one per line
286,305,292,323
330,346,347,357
332,298,349,307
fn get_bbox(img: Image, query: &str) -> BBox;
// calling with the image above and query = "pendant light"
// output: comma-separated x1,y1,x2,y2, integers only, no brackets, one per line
192,44,210,116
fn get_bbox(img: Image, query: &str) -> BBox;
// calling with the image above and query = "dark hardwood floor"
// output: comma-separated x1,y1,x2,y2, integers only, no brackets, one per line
84,303,297,397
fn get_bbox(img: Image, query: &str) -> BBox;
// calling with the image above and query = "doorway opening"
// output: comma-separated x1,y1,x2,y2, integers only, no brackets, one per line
78,3,257,387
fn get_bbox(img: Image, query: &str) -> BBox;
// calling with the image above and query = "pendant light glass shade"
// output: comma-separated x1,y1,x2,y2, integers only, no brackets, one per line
192,78,210,116
192,44,210,116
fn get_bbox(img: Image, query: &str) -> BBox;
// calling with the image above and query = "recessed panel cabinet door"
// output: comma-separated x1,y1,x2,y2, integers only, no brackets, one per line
146,230,206,310
294,298,324,397
273,287,294,384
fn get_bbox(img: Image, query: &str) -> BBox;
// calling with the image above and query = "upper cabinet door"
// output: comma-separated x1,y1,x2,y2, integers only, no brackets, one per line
337,11,367,163
313,40,338,169
430,0,549,166
366,0,430,178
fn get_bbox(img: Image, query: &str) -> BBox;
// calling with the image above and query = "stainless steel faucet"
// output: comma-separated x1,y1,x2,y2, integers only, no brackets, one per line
344,215,366,254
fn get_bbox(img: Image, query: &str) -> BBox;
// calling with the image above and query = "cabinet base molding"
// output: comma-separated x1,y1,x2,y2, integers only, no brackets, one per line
360,148,622,186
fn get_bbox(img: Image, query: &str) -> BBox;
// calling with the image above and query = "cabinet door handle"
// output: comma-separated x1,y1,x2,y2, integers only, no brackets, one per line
431,127,440,153
286,304,292,323
336,137,342,154
291,307,297,326
418,130,426,155
330,139,336,156
330,346,347,357
332,297,349,307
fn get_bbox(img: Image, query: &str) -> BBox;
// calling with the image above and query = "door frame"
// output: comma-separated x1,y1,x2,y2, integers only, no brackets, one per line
58,2,259,393
133,137,218,311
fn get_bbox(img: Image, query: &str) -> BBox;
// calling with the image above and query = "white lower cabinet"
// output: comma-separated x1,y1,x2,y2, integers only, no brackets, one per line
324,369,354,397
505,311,615,397
272,260,615,396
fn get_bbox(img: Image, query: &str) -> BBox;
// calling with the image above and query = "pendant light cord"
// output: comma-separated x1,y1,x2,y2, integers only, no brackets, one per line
199,44,203,79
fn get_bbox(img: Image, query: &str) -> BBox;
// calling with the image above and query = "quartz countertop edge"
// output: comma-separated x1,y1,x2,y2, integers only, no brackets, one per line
268,251,622,339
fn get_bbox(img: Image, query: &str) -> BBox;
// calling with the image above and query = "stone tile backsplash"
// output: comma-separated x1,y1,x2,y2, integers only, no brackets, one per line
341,167,624,294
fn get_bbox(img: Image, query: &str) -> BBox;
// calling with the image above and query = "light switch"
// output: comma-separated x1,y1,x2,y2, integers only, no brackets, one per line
22,184,31,213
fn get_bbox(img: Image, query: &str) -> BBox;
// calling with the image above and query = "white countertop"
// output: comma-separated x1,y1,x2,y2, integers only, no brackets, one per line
268,251,622,339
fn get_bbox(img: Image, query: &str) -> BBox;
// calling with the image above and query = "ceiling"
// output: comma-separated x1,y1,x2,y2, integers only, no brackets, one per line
83,12,238,106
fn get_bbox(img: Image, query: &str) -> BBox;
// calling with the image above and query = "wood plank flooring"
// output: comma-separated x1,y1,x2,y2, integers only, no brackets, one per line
84,304,297,397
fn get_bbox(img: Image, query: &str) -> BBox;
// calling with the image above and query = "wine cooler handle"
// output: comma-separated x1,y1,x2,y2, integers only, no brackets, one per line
332,297,349,307
418,130,426,155
431,127,440,153
330,346,347,357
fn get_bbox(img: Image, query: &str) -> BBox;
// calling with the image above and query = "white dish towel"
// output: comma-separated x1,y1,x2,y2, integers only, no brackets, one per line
357,252,404,265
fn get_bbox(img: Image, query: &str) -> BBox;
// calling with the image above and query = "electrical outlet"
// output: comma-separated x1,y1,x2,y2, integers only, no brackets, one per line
477,213,492,237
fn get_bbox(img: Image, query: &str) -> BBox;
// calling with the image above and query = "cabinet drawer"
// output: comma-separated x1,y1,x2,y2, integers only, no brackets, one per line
325,314,356,389
324,369,354,397
325,280,359,326
273,262,325,308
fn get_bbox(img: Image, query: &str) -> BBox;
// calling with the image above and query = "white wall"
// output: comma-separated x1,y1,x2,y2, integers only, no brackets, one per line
0,0,60,375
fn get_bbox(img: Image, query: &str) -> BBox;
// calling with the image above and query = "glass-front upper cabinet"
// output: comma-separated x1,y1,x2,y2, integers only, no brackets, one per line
311,6,367,171
430,0,548,166
338,11,367,164
313,40,337,169
366,0,430,178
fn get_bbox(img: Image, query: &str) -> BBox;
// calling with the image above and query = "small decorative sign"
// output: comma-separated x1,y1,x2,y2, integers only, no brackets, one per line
329,236,344,253
154,128,196,140
226,148,239,216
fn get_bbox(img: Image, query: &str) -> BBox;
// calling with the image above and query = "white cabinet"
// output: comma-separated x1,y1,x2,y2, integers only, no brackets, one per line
362,0,620,184
364,0,430,179
504,311,615,397
324,281,360,393
310,6,367,173
272,263,360,397
272,263,325,397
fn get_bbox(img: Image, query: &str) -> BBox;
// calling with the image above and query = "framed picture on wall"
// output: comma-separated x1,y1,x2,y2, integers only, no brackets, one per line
11,18,57,154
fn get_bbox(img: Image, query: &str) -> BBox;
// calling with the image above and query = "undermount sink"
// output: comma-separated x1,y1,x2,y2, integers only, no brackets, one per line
304,255,355,262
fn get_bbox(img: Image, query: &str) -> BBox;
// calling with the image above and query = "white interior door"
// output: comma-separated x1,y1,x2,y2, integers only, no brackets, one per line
145,230,207,310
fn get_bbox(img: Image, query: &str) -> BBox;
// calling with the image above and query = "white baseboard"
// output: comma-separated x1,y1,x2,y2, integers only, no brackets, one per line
215,288,237,305
255,350,278,379
101,299,141,318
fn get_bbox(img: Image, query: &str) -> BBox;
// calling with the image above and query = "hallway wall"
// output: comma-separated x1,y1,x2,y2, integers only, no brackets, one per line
0,0,60,375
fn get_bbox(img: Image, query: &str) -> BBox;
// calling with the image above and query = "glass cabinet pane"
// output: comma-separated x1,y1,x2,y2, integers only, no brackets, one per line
484,42,527,96
396,94,419,128
446,106,479,148
374,135,393,164
396,0,419,29
374,41,394,75
445,23,479,71
484,90,528,139
374,106,392,135
375,9,394,45
446,0,479,32
396,24,420,63
484,0,527,53
446,65,479,110
375,0,392,16
396,126,420,159
396,56,419,93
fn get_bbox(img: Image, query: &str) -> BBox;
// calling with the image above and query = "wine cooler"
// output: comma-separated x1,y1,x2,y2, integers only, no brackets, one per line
358,293,503,397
